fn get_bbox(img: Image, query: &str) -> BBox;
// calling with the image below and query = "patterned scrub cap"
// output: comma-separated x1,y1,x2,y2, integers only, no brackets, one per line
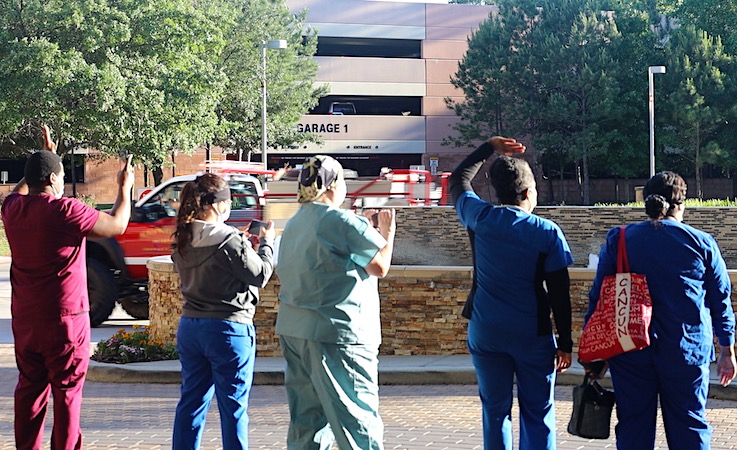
297,155,344,203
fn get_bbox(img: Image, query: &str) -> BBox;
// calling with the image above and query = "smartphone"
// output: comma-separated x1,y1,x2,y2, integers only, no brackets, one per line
248,220,267,235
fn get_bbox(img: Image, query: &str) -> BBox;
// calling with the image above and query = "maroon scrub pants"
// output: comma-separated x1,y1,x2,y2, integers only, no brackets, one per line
12,313,90,450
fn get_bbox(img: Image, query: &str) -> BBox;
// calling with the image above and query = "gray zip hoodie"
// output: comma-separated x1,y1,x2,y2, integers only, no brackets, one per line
171,220,274,324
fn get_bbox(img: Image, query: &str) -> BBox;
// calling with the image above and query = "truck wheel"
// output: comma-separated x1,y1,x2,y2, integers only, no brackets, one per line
87,259,117,327
120,296,149,320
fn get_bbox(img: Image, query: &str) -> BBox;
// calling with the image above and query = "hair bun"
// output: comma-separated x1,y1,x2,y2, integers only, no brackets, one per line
645,194,669,219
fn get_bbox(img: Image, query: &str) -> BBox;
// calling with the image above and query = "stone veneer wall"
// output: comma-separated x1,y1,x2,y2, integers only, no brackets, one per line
148,260,737,357
393,206,737,268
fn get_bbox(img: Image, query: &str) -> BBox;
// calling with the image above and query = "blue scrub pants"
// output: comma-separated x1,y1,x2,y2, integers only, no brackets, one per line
469,334,557,450
279,335,384,450
172,317,256,450
608,346,711,450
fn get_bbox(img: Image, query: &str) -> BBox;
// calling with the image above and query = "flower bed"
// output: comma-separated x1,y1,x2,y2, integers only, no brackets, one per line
92,325,178,364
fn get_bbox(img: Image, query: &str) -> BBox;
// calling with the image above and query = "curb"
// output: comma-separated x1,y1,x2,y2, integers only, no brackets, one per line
87,361,570,387
87,362,482,386
86,360,737,401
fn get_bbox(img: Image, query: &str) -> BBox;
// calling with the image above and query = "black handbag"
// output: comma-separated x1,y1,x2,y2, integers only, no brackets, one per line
567,375,616,439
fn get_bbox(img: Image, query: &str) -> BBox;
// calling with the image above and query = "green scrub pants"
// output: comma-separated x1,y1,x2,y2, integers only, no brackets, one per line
279,335,384,450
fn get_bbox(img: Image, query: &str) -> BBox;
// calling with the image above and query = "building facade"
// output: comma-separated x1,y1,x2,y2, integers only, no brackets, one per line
277,0,494,176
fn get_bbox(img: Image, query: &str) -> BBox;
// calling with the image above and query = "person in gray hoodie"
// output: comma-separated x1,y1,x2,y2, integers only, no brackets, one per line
170,173,275,450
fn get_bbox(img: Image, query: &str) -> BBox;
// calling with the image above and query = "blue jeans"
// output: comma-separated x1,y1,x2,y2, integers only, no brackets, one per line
172,317,256,450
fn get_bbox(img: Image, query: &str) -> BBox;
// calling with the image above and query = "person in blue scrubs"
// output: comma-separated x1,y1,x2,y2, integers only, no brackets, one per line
449,137,574,450
276,155,397,450
588,171,736,450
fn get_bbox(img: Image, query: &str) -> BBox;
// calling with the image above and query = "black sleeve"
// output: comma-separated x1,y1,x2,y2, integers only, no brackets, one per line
545,267,573,353
448,142,495,206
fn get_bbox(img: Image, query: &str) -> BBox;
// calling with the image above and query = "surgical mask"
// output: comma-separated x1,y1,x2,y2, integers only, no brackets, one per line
213,202,230,223
51,181,64,199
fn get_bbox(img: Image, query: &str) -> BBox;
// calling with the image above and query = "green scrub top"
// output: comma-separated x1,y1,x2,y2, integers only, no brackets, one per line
276,202,387,346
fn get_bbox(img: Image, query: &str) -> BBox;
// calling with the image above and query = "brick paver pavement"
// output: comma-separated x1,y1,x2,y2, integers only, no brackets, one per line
4,356,737,450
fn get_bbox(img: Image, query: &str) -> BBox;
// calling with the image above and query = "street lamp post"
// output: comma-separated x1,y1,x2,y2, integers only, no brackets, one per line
648,65,666,177
261,39,287,171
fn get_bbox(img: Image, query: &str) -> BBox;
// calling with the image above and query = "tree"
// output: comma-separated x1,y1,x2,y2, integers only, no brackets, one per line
0,0,325,179
445,7,519,147
666,0,737,55
0,0,226,170
447,0,658,204
660,26,733,199
204,0,325,164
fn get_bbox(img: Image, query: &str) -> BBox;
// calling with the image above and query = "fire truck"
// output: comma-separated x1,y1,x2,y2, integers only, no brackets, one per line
86,161,448,326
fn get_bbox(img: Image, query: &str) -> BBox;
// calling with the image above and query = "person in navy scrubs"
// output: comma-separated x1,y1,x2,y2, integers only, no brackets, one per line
588,171,736,450
449,137,574,450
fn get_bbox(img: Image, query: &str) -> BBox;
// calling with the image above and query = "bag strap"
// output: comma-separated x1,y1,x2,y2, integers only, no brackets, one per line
616,226,629,273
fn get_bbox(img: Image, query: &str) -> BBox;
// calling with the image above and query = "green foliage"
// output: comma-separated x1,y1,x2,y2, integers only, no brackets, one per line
597,198,737,207
659,26,734,199
0,0,226,164
447,0,658,204
74,193,96,208
206,0,325,161
92,326,178,364
0,0,324,170
668,0,737,55
0,206,7,257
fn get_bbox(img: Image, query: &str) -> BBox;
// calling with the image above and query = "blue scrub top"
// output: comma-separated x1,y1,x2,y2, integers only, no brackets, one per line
455,191,574,345
589,220,735,366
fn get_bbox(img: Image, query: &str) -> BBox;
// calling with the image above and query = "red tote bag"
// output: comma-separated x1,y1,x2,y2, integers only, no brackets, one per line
578,227,653,362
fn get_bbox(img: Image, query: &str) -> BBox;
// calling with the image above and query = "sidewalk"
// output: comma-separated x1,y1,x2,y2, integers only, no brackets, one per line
86,352,737,401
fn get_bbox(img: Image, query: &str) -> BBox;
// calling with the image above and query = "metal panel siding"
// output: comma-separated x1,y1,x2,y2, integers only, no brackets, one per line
308,23,425,39
425,59,460,84
315,57,425,83
425,116,462,142
422,40,469,60
422,97,459,117
426,83,462,98
288,0,425,26
425,3,495,29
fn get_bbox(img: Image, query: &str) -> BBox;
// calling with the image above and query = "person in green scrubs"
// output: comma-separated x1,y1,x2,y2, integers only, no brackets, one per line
276,155,396,450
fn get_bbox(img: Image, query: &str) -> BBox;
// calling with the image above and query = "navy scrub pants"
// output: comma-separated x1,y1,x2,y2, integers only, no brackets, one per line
469,333,558,450
608,346,711,450
172,317,256,450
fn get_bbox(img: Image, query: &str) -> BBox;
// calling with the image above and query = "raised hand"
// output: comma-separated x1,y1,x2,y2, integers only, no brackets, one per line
488,136,526,156
118,155,135,191
42,124,57,153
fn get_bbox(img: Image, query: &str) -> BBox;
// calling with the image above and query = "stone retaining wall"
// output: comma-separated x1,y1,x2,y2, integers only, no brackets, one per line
393,206,737,269
148,260,737,357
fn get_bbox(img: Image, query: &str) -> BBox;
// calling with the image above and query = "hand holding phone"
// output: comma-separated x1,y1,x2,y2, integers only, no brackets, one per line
118,154,134,191
248,220,268,236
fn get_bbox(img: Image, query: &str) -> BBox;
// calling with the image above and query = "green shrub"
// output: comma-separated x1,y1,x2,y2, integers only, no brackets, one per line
92,326,178,364
595,199,737,207
75,193,97,208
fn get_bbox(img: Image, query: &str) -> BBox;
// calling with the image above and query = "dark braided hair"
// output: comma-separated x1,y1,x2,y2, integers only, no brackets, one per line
488,155,535,205
172,173,228,256
643,171,687,220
